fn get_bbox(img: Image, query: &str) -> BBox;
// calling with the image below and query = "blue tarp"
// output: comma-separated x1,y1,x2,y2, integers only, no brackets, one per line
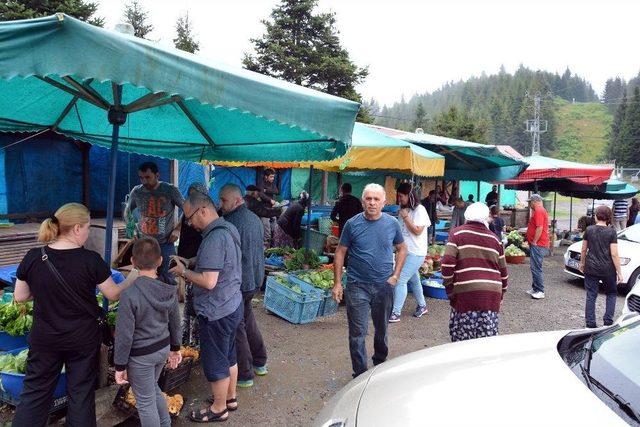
178,161,207,196
0,133,206,217
89,145,170,215
210,166,256,204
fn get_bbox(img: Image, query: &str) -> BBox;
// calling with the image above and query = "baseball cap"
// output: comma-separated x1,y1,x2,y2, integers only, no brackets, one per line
527,194,543,202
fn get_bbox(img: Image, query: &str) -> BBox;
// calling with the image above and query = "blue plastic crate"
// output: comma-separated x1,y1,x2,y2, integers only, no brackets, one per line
263,276,323,324
435,231,448,243
317,290,338,316
301,227,330,254
288,272,338,317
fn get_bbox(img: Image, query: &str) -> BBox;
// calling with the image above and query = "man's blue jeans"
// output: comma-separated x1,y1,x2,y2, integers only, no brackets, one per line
584,274,617,327
345,281,393,378
530,245,548,293
392,253,426,316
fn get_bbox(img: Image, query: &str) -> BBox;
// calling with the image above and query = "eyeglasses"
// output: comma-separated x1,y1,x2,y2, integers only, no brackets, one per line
185,207,201,226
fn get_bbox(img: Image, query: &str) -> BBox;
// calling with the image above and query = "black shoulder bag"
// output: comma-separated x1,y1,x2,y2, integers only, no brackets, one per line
40,247,113,346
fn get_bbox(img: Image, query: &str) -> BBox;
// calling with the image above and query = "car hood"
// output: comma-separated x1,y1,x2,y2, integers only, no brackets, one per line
568,238,639,257
356,331,626,427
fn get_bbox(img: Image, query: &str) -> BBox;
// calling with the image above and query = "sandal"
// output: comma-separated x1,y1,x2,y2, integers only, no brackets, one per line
206,395,238,411
190,406,229,423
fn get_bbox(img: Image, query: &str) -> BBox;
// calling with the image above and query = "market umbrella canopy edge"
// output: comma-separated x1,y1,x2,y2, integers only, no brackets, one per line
0,14,360,162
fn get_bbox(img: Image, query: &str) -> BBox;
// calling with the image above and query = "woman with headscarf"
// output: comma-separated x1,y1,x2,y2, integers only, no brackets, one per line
441,203,509,342
177,182,208,347
274,192,310,248
389,183,431,322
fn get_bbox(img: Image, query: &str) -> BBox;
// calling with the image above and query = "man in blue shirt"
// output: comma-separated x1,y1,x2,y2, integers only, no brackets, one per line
332,183,408,378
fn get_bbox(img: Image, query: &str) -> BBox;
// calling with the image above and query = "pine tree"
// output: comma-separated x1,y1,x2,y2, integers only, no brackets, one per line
412,102,427,131
173,12,199,53
608,93,627,162
243,0,369,120
0,0,103,26
123,0,153,39
621,87,640,166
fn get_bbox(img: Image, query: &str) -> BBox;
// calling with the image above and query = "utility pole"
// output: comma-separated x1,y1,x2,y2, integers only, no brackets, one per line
525,92,548,156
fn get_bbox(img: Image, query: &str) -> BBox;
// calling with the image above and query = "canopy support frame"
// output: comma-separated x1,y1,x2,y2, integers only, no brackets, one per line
62,76,110,109
51,95,80,131
123,92,181,113
176,99,216,148
35,76,107,110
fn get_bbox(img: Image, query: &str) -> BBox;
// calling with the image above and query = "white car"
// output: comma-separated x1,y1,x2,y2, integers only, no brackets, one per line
315,314,640,427
624,279,640,314
564,223,640,291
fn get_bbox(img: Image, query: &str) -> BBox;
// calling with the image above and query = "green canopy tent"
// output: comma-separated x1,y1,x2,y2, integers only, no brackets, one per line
395,132,528,182
0,14,359,270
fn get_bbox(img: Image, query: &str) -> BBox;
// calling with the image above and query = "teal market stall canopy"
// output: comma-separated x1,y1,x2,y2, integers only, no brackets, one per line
0,14,359,162
391,130,528,181
0,14,360,270
559,180,639,200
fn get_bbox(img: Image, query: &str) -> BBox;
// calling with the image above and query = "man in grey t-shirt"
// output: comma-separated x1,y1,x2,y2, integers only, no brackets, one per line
169,191,242,422
125,162,184,275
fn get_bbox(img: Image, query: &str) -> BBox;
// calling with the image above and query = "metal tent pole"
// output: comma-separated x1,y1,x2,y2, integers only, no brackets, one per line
569,197,573,231
103,85,126,311
476,181,480,201
305,165,314,250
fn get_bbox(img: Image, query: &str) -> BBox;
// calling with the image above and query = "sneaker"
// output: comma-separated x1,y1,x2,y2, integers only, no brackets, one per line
526,289,535,295
254,365,268,376
413,306,428,318
389,313,401,323
237,379,254,388
531,291,545,300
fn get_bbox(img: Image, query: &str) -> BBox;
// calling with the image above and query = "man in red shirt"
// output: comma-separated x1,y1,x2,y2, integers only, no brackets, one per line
526,194,550,299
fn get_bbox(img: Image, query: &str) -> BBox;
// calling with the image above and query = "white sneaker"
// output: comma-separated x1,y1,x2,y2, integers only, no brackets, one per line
531,291,545,299
526,289,535,295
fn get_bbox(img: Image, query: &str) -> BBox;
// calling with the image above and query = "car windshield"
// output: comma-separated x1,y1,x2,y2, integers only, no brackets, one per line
618,225,640,243
588,321,640,418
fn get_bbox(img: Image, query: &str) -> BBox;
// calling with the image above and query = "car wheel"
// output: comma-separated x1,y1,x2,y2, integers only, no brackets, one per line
620,268,640,294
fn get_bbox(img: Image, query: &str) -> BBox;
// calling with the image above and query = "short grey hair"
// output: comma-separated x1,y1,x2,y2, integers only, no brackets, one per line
220,183,243,198
362,183,386,200
185,190,215,210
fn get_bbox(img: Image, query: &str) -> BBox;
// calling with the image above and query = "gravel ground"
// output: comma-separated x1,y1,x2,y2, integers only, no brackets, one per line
1,253,627,426
168,253,626,427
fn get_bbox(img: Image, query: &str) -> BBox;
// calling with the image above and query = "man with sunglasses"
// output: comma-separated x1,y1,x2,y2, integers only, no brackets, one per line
169,191,243,423
124,162,184,276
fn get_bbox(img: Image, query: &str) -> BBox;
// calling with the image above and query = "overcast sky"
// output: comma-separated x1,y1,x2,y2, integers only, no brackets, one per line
97,0,640,106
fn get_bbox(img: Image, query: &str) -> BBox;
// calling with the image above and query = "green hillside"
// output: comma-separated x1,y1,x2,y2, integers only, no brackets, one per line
551,99,612,163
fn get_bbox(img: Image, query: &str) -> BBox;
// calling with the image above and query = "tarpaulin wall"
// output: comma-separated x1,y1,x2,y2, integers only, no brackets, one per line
290,168,386,203
89,146,171,216
2,134,83,215
178,161,207,196
210,166,257,204
460,181,516,206
0,133,206,217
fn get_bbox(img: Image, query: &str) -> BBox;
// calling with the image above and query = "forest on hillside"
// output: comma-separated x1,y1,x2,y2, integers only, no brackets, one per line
368,66,600,157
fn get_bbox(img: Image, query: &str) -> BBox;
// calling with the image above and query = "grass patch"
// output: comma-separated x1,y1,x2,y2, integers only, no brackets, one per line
551,99,612,163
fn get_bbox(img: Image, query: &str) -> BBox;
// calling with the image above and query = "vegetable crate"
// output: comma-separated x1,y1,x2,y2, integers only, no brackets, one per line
288,273,338,317
301,227,330,255
264,276,323,324
158,356,194,392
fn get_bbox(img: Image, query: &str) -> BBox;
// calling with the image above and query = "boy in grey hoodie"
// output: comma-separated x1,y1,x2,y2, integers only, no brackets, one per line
114,237,182,427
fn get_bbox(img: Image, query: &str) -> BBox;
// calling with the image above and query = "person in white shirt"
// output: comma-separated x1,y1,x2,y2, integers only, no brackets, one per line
389,183,431,322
